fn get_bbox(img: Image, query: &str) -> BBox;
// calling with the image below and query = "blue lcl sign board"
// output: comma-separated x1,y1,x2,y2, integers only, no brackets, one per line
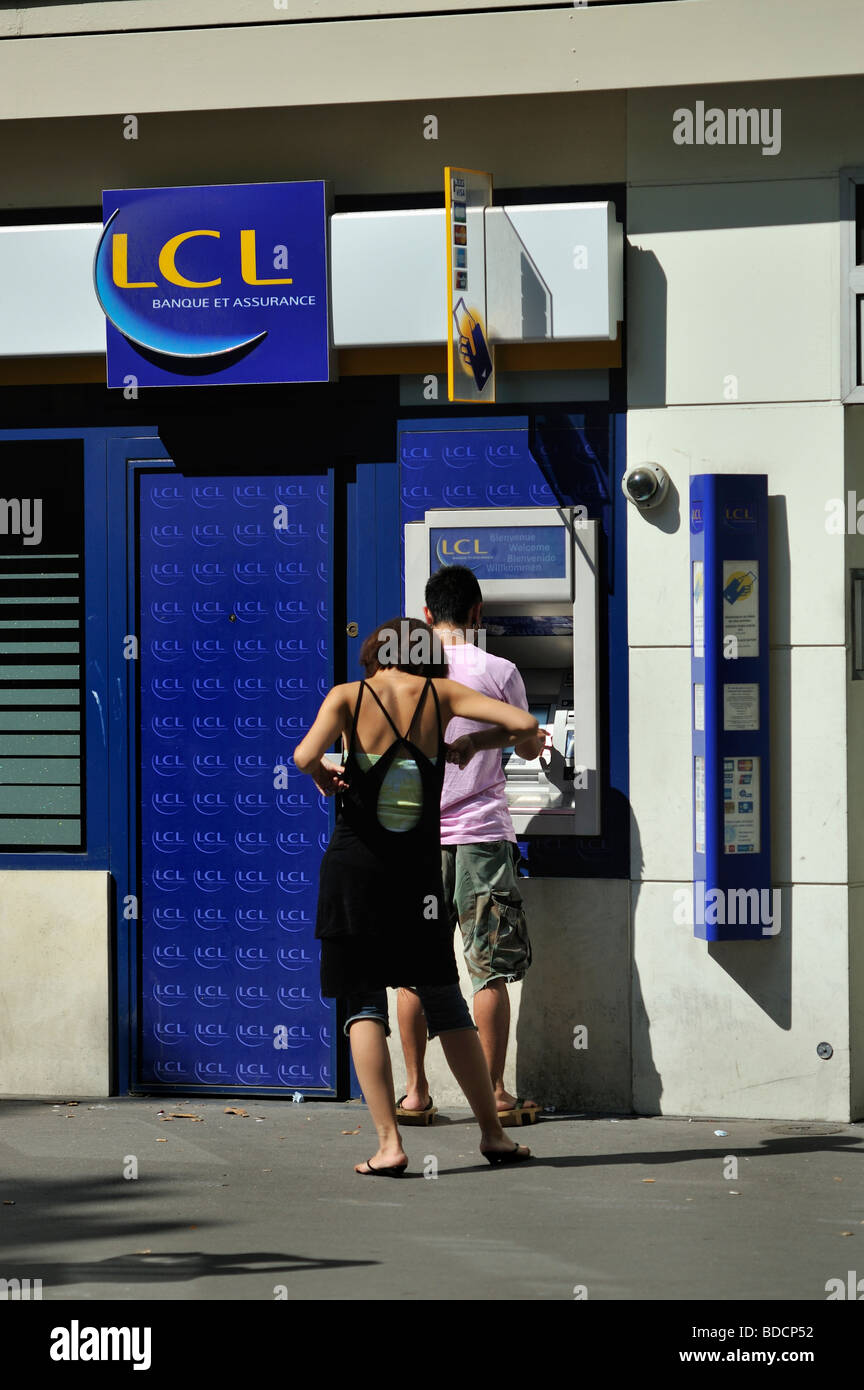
690,474,773,941
94,181,331,387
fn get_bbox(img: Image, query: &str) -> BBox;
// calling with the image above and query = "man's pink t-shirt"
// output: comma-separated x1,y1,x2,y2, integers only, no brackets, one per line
439,642,528,845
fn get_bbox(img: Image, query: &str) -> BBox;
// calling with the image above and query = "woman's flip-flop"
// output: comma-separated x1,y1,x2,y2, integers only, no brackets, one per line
497,1097,540,1127
481,1142,532,1166
355,1157,408,1177
395,1094,437,1126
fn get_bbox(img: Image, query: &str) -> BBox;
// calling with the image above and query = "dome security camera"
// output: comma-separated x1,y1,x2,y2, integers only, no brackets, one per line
621,463,669,511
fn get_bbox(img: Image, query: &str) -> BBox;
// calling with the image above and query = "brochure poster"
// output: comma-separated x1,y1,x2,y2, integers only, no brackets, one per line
722,560,759,658
724,682,759,731
693,683,705,731
723,755,760,854
445,166,495,403
694,756,706,855
692,561,704,658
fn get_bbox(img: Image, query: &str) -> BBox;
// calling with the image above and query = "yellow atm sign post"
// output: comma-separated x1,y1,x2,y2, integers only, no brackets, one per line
445,166,495,404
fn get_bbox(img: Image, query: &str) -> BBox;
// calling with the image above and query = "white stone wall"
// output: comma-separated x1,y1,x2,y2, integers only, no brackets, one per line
0,871,111,1096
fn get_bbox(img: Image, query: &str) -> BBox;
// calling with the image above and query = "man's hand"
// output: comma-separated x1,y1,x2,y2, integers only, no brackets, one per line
445,734,479,770
311,759,349,796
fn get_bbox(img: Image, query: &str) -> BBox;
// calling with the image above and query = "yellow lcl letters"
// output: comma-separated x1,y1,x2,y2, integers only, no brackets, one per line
111,229,293,288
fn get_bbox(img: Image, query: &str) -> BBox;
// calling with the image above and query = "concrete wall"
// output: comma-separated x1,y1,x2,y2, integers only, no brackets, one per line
625,73,858,1118
0,871,111,1096
844,405,864,1119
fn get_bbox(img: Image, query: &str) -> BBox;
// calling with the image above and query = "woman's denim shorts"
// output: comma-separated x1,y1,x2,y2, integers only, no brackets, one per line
343,982,474,1041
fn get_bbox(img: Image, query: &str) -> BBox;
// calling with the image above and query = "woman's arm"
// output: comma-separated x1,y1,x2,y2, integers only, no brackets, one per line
436,678,539,767
293,686,351,795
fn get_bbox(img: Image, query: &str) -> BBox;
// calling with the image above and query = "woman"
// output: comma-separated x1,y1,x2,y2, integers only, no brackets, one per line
293,616,540,1176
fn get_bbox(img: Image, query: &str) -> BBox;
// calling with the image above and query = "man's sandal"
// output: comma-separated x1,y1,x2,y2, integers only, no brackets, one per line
395,1094,437,1126
497,1097,541,1127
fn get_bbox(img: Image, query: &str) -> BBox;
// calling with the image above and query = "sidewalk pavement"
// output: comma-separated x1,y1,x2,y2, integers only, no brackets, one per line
0,1096,862,1301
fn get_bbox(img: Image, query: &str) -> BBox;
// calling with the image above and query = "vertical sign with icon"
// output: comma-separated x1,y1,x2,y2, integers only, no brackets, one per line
689,474,772,941
444,166,495,403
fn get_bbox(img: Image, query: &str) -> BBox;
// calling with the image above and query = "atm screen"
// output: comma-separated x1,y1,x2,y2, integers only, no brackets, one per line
529,703,551,725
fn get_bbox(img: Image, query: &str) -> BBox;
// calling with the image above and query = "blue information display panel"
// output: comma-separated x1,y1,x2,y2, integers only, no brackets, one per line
138,473,336,1092
690,475,773,941
429,525,566,579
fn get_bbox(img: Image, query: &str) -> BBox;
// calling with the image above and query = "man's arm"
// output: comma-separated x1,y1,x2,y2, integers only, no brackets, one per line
503,667,548,761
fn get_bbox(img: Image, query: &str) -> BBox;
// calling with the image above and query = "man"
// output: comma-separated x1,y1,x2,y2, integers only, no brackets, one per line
396,565,547,1125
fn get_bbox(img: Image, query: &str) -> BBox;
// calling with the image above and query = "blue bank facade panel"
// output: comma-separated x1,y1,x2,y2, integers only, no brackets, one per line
0,404,627,1097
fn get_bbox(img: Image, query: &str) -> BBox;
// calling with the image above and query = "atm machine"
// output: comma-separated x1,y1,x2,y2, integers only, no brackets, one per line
404,507,600,835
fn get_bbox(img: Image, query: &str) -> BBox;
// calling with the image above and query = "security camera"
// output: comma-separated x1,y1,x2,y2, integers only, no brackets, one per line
621,463,669,510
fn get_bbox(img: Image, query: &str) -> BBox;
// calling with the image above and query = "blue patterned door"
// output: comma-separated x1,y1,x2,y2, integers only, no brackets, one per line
137,470,337,1094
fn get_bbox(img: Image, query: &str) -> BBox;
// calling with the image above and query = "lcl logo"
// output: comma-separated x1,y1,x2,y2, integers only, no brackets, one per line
195,1022,230,1046
150,677,185,701
194,868,230,893
151,753,185,777
151,716,186,739
233,522,269,547
152,829,187,854
151,789,187,814
277,870,313,895
195,983,230,1008
194,944,231,970
194,753,229,777
235,872,270,896
192,600,228,624
152,982,188,1007
150,562,184,587
192,561,227,585
154,1021,188,1045
152,906,186,930
234,753,268,777
155,1060,191,1081
150,639,184,661
234,483,269,508
194,907,228,931
237,1063,273,1084
193,638,228,662
275,639,309,662
151,600,184,623
191,524,225,547
150,523,184,549
275,560,311,584
234,560,269,585
275,599,311,623
151,868,187,892
278,985,314,1009
193,715,229,740
236,907,269,932
195,1061,231,1082
193,675,228,701
195,984,231,1006
152,944,188,968
194,830,229,855
235,832,270,856
277,946,315,971
237,990,271,1013
236,1022,270,1043
149,484,184,510
234,638,268,662
231,599,268,623
191,485,226,510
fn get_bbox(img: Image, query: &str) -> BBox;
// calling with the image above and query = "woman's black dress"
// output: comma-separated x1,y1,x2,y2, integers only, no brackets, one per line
315,678,460,997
